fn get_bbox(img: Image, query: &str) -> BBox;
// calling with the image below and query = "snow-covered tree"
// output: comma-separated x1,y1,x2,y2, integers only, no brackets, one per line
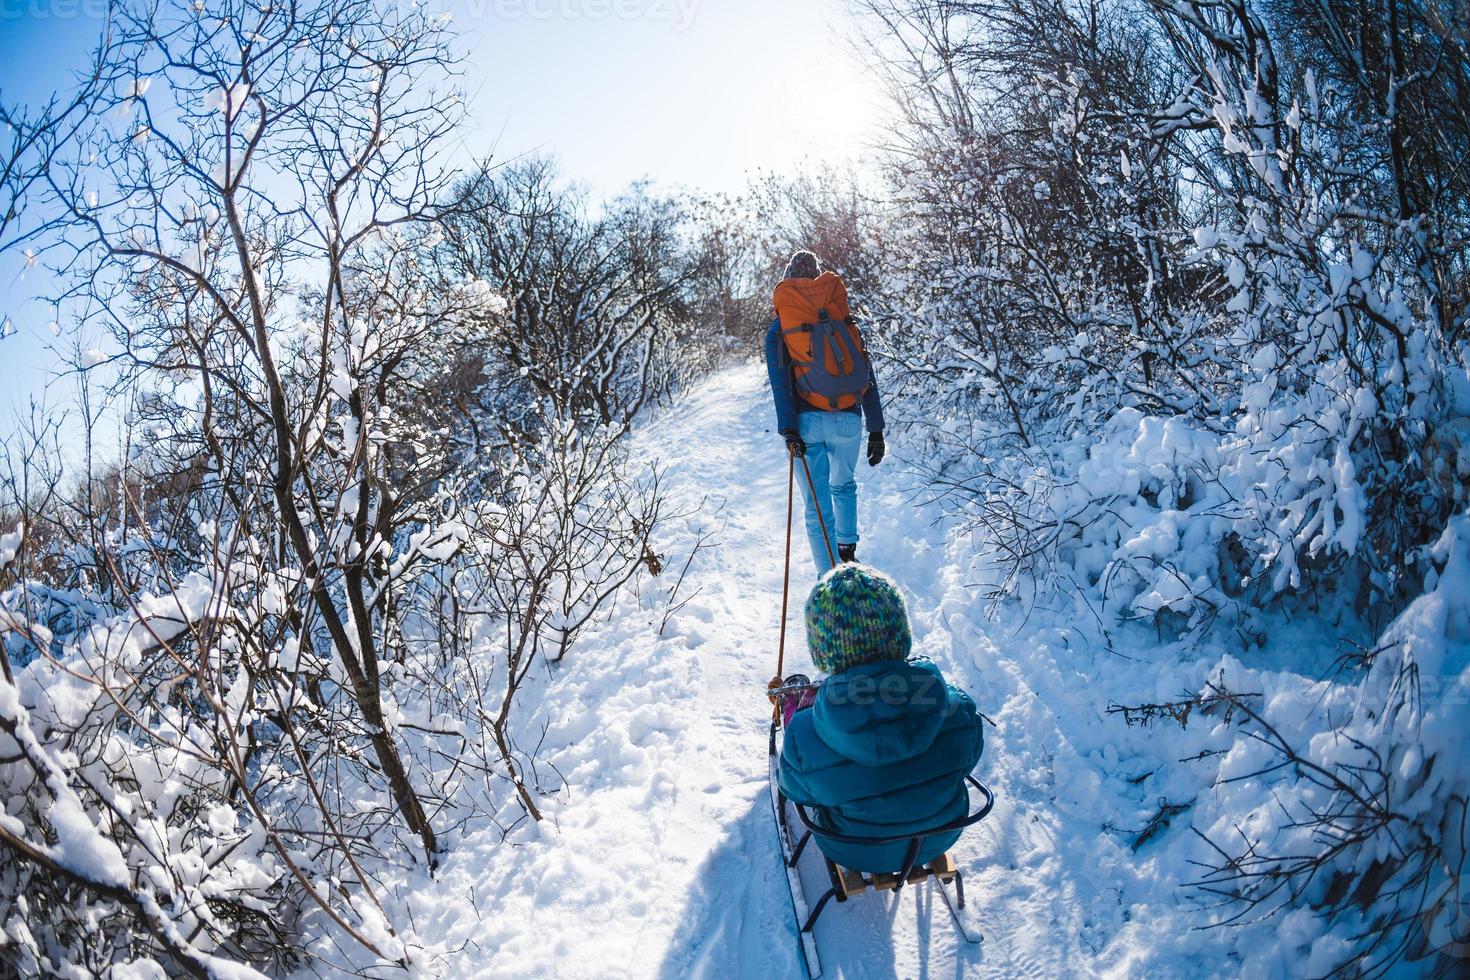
856,0,1470,971
0,0,716,969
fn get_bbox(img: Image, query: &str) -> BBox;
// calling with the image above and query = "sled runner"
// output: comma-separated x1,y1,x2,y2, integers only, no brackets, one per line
768,703,824,978
767,688,995,978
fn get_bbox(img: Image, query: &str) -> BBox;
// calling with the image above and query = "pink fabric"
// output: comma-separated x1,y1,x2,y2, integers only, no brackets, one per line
782,687,818,726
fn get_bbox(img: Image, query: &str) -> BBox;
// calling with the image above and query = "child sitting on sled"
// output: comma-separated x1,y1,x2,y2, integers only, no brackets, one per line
777,564,985,873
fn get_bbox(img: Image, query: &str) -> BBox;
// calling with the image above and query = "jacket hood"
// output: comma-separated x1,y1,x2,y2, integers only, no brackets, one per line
812,658,951,767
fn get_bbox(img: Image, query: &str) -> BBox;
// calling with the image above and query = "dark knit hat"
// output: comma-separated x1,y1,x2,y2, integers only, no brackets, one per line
805,564,912,675
784,250,822,280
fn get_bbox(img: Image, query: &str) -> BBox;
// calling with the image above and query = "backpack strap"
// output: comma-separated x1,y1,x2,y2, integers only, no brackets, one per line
826,319,858,373
781,310,832,336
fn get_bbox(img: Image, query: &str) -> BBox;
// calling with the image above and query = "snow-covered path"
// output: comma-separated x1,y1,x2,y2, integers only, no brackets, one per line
390,361,1244,979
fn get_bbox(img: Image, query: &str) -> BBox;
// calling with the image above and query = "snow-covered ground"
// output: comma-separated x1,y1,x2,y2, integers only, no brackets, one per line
375,361,1396,979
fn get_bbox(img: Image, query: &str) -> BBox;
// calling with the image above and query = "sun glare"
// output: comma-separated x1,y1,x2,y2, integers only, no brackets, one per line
766,51,890,168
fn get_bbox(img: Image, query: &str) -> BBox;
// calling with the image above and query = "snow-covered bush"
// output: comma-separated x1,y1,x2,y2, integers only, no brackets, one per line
0,0,704,972
0,529,289,977
857,0,1470,970
860,0,1468,622
437,160,723,429
1180,517,1470,975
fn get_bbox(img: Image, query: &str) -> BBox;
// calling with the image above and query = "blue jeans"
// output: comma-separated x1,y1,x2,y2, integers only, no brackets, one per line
796,410,862,573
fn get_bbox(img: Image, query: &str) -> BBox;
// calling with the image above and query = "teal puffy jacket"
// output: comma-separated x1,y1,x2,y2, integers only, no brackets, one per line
777,658,985,873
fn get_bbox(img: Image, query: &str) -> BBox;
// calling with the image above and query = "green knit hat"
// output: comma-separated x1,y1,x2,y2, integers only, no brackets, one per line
805,564,912,675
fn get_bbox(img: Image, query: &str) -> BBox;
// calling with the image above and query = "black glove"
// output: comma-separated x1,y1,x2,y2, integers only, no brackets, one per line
783,430,806,458
867,431,885,466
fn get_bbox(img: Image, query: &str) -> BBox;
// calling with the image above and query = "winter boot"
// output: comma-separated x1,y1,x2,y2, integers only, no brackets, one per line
837,543,857,564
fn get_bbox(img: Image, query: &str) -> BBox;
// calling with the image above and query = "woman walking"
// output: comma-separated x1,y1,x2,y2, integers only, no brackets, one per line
764,250,886,573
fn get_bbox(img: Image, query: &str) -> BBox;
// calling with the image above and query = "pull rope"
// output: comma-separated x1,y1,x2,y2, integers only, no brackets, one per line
799,455,837,568
771,452,796,720
771,448,839,724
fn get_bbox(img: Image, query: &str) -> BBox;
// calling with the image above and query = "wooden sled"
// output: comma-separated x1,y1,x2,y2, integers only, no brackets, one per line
787,777,993,940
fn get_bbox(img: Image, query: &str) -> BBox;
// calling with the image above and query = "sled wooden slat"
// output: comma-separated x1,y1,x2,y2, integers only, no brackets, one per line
930,854,957,881
835,853,961,894
872,871,901,891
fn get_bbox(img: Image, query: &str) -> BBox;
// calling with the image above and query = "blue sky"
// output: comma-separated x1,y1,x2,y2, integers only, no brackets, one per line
0,0,888,443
